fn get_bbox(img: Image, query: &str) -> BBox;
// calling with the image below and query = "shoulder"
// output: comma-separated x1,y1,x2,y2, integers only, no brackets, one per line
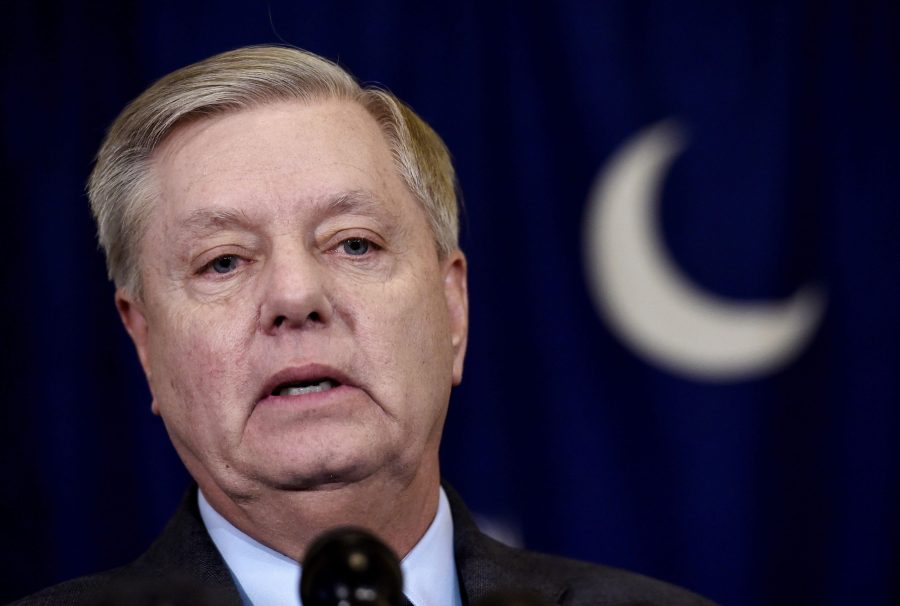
444,483,716,606
8,571,115,606
9,487,241,606
477,539,715,606
8,571,236,606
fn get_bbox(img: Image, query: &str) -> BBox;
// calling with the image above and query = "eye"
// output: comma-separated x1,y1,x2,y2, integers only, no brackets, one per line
207,255,241,274
340,238,372,256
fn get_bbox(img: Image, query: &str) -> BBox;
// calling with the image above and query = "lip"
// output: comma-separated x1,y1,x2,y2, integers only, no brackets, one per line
258,363,356,403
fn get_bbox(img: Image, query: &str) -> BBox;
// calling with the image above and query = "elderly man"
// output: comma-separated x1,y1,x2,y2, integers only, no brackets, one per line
16,46,713,606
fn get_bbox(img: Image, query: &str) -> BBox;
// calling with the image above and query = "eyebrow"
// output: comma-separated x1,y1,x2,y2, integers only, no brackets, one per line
325,190,408,244
180,207,256,237
323,189,396,221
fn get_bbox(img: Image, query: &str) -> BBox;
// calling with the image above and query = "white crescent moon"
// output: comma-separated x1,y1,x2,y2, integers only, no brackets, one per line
583,120,825,381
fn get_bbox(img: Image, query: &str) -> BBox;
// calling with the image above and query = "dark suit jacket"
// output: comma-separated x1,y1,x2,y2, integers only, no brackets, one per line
11,484,715,605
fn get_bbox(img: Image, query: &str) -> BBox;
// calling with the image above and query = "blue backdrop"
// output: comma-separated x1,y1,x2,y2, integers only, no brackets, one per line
2,2,898,605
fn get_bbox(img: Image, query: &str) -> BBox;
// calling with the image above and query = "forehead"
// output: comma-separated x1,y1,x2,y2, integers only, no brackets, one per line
149,99,412,225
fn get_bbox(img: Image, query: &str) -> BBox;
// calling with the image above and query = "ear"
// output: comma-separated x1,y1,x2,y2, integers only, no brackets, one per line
115,288,159,415
442,250,469,385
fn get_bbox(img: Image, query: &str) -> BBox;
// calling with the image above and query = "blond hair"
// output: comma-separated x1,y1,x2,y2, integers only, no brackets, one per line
88,45,459,296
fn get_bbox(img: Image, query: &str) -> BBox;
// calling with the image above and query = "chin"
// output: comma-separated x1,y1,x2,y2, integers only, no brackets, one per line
245,445,396,492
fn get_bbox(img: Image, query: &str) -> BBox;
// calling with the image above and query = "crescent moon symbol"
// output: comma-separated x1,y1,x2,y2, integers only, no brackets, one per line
582,120,825,381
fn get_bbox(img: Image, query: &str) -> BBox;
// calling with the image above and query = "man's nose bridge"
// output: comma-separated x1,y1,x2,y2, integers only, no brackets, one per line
268,239,322,293
261,239,331,324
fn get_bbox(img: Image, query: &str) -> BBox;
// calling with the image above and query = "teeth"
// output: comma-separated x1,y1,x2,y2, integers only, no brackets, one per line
276,379,336,397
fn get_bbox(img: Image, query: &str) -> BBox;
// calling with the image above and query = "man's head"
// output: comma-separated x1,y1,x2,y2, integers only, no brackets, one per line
89,46,468,507
89,46,460,298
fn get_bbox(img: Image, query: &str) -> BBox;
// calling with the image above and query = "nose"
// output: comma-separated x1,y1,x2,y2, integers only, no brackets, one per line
259,246,334,334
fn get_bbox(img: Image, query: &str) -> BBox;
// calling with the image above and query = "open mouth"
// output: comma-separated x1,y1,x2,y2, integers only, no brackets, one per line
272,378,340,397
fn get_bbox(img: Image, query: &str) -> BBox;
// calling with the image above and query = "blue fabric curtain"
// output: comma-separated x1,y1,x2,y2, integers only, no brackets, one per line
2,2,898,605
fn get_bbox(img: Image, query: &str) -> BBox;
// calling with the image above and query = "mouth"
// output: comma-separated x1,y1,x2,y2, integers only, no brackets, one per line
271,378,341,397
260,365,353,402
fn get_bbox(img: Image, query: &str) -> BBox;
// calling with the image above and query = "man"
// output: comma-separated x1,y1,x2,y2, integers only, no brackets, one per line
15,46,714,605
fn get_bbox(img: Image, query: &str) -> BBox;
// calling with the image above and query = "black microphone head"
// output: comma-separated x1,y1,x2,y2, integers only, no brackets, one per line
300,526,405,606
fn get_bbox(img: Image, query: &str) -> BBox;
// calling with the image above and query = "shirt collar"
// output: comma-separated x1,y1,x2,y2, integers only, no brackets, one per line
400,487,462,606
198,487,462,606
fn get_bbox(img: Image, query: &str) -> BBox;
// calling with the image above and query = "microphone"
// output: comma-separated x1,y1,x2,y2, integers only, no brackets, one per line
300,527,407,606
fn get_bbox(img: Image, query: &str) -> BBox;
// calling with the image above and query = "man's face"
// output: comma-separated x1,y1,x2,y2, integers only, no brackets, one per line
117,100,467,499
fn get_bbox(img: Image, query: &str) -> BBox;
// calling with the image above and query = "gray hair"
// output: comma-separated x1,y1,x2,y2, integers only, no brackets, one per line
88,45,459,297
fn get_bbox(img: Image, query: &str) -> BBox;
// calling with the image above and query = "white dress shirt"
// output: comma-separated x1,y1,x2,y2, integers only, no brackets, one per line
198,487,463,606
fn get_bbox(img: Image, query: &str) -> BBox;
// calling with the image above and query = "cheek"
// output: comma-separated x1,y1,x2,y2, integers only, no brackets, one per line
348,276,454,403
148,300,257,425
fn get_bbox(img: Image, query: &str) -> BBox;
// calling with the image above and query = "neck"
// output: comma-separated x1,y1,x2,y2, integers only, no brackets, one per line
195,461,441,562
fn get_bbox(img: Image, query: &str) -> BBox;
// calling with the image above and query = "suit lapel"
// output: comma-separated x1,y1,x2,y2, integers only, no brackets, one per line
126,486,244,605
445,483,567,605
